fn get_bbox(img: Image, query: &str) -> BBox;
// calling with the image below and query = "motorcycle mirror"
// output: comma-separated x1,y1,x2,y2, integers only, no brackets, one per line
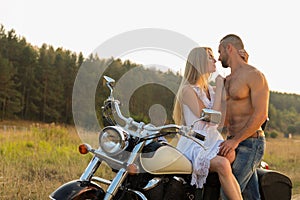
201,108,221,124
104,76,116,87
103,76,115,98
192,108,222,126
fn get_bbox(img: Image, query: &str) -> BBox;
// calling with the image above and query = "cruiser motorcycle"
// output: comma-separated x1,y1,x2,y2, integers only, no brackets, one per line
50,76,292,200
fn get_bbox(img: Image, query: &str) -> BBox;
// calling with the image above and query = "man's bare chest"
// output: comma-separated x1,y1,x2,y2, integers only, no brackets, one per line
225,77,249,100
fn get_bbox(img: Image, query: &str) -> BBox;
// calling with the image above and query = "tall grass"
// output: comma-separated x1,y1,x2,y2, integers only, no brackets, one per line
0,122,107,199
0,121,299,199
264,136,300,195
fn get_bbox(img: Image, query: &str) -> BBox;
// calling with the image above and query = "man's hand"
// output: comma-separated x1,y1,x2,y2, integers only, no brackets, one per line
219,139,239,157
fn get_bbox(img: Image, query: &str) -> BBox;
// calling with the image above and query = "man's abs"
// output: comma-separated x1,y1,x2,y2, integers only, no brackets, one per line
226,98,253,135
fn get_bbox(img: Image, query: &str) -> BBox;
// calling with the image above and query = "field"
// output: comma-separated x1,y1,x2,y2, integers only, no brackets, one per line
0,121,299,199
264,136,300,195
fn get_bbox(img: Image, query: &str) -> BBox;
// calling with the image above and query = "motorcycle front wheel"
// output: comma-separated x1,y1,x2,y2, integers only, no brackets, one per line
72,190,102,200
49,180,105,200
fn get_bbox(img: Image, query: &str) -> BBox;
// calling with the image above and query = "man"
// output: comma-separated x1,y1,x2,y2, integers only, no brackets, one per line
218,34,269,199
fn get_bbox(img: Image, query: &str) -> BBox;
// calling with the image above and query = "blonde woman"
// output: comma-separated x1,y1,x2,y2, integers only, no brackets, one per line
173,47,242,200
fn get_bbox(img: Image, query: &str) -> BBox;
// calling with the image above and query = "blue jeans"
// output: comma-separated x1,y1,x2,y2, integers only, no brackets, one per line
221,136,265,200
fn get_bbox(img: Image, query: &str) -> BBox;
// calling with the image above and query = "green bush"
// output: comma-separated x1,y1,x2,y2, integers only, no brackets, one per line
270,131,279,138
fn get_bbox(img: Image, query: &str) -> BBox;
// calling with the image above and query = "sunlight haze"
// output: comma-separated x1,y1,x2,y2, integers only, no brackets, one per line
1,0,299,94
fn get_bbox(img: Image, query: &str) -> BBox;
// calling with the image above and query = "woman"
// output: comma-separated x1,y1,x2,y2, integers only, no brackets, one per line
173,47,242,200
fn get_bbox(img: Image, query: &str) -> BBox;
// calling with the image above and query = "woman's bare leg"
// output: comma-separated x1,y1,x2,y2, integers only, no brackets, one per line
210,156,242,200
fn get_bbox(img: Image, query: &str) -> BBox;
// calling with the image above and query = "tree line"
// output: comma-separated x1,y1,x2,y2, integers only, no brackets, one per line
0,24,299,135
0,25,84,123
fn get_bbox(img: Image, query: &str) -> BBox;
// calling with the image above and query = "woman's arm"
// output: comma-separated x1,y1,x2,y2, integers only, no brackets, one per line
212,75,225,112
182,85,205,118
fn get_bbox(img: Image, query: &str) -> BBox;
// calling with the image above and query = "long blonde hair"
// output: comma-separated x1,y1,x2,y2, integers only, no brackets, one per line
173,47,211,125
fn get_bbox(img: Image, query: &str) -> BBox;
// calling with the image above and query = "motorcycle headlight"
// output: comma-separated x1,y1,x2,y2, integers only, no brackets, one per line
99,126,129,156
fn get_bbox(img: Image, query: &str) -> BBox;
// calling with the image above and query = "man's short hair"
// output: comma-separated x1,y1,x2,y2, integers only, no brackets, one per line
220,34,244,50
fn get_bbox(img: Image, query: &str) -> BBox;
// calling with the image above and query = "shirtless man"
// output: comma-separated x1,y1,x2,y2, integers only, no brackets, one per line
218,34,269,200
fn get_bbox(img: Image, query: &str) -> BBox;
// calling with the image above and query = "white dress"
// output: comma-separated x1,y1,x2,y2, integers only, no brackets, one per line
176,85,224,188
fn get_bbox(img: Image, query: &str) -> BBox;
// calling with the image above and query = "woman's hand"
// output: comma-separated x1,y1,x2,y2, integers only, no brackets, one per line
212,75,225,111
238,49,249,63
215,75,224,87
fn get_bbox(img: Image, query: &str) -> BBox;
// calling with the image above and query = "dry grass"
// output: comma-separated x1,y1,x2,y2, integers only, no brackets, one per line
0,121,96,199
0,121,299,199
264,135,300,196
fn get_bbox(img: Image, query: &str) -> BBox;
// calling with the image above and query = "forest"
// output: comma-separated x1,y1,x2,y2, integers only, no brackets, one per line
1,24,300,136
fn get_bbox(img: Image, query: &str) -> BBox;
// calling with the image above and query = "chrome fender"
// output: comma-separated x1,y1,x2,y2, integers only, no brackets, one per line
49,180,105,200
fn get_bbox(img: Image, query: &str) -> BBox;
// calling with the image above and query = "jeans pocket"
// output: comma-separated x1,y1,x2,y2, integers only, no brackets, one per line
234,144,253,173
254,138,265,165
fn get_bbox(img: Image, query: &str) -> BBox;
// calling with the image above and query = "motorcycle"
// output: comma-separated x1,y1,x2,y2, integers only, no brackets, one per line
50,76,292,200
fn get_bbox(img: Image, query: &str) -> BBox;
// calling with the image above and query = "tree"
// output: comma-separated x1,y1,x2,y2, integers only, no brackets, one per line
54,48,78,123
287,125,296,134
0,55,22,120
17,45,39,119
36,44,63,122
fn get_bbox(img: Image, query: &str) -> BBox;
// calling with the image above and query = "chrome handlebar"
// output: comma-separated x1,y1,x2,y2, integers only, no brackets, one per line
103,75,209,149
112,100,207,149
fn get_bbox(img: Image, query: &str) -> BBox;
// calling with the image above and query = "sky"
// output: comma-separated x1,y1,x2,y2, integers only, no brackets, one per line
1,0,300,94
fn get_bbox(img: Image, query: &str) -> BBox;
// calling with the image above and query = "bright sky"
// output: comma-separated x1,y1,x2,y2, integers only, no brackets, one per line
1,0,300,94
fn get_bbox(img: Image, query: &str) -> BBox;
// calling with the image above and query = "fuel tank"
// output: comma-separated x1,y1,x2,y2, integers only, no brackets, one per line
140,142,192,174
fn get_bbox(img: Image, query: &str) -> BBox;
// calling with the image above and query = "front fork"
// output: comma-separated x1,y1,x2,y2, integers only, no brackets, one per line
80,156,101,181
104,141,146,200
78,154,124,200
79,141,148,200
104,168,128,200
